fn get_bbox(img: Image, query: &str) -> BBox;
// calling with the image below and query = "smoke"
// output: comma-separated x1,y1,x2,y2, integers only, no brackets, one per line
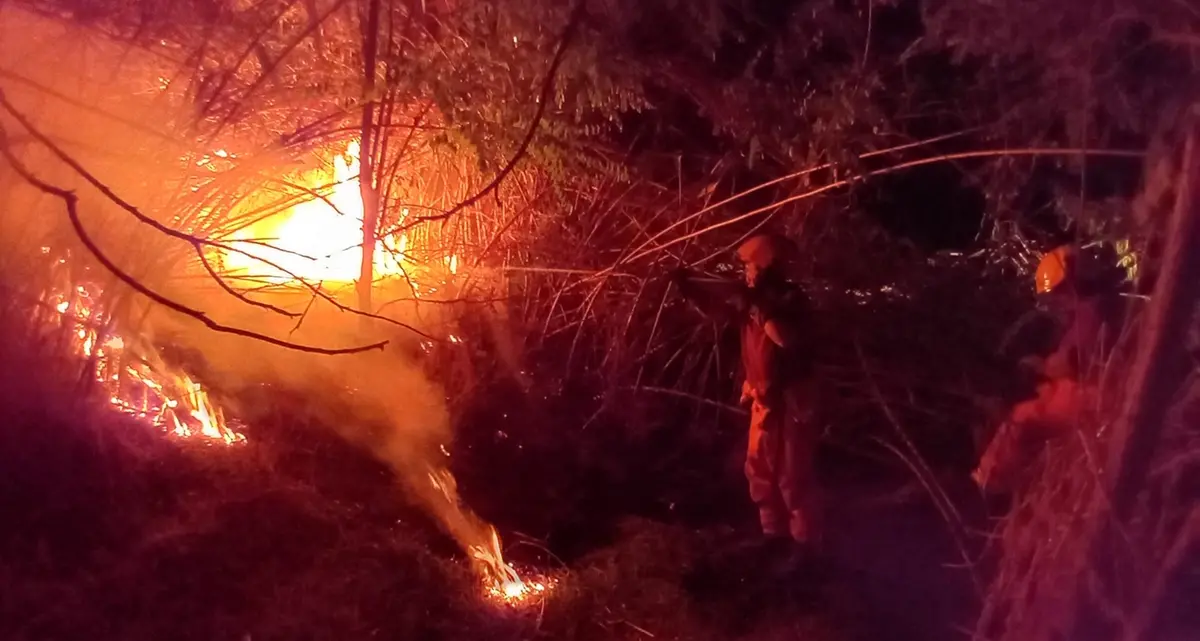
0,7,504,571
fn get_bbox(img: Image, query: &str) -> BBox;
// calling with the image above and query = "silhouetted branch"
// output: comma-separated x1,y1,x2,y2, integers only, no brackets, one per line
405,1,585,229
0,127,385,355
619,147,1146,269
208,0,352,137
194,245,300,317
196,0,299,120
0,66,180,146
0,89,441,342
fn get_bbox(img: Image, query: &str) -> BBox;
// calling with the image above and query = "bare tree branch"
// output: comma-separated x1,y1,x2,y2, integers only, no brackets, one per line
196,0,301,119
209,0,352,137
0,127,385,355
0,88,441,342
0,66,180,146
405,0,586,229
619,147,1146,269
194,245,300,317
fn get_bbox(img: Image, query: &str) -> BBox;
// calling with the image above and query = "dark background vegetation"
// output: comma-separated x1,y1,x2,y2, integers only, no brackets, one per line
2,0,1198,640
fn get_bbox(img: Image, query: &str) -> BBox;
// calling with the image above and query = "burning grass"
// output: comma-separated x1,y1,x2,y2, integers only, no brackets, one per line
0,302,517,639
38,275,246,446
18,275,554,612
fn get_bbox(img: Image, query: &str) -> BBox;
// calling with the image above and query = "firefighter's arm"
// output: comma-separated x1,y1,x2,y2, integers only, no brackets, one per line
670,268,748,321
762,318,792,347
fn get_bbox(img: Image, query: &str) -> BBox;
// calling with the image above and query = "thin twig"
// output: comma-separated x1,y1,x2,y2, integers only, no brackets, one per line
625,127,987,260
208,0,351,137
621,147,1144,269
195,245,299,317
856,341,983,594
623,385,746,416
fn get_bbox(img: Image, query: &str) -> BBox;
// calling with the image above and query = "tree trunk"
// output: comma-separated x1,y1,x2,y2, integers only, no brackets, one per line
356,0,382,314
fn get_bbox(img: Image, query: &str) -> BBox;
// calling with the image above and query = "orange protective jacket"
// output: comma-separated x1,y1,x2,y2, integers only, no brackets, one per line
674,270,822,541
740,284,817,405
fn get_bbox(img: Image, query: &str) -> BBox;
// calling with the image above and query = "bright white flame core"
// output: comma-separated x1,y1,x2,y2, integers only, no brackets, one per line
222,141,405,284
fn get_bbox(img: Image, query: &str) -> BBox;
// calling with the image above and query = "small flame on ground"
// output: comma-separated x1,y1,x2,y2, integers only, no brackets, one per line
487,571,554,605
42,283,244,446
427,468,556,607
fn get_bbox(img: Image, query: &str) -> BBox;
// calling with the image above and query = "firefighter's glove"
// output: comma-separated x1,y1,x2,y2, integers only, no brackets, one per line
732,286,756,315
739,381,754,407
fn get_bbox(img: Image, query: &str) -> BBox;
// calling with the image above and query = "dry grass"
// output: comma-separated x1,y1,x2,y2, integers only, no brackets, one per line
0,283,862,641
974,307,1200,641
974,397,1200,641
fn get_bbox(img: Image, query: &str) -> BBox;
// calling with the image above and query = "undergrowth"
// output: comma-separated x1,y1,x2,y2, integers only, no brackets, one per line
0,307,858,641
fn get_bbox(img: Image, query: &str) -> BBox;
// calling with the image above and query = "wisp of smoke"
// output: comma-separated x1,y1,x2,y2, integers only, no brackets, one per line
0,7,505,574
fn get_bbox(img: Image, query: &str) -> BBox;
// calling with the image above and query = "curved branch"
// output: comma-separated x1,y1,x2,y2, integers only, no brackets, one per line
196,0,301,119
620,147,1145,267
208,0,352,137
0,90,440,341
405,1,586,229
195,246,300,317
0,131,385,356
625,127,986,261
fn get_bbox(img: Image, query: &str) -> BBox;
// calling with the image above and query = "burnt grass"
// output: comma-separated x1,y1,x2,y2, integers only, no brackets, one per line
0,364,989,641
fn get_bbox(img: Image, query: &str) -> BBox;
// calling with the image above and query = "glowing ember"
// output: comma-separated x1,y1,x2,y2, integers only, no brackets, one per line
487,570,555,606
221,141,408,284
472,530,558,607
42,282,244,445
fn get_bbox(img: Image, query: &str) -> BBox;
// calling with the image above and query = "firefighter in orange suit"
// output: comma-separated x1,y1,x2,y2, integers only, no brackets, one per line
974,245,1122,492
673,234,822,547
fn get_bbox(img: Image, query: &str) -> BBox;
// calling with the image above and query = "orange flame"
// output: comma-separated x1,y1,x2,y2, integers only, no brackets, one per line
36,140,531,602
425,467,551,606
42,280,244,446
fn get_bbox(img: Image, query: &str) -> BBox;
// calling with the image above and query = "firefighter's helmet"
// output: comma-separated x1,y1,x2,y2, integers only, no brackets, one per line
1035,245,1075,295
736,234,793,270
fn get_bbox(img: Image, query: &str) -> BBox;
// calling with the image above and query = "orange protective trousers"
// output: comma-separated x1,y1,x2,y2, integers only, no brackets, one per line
745,382,821,543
